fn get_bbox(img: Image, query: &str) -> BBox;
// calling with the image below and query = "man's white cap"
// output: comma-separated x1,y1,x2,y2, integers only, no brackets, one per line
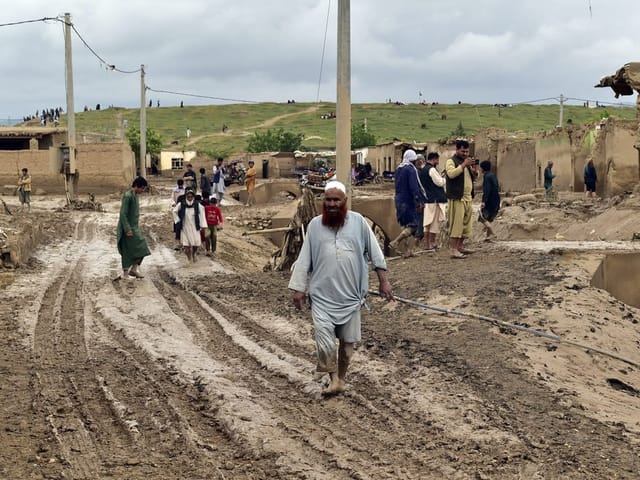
403,149,418,162
324,180,347,194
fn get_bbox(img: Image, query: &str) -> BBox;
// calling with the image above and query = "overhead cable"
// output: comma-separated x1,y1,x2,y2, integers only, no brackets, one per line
316,0,332,103
146,86,258,104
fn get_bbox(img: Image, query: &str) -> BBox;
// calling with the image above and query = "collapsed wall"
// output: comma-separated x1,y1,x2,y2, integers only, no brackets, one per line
473,118,638,196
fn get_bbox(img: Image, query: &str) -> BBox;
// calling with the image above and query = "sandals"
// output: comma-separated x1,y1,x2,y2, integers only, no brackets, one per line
450,252,466,259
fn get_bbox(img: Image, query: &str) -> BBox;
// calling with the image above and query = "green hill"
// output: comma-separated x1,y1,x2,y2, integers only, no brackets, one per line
40,102,636,157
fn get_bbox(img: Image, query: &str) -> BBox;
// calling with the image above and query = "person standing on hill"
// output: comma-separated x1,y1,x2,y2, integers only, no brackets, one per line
116,176,151,280
244,160,257,206
17,168,32,212
289,181,394,396
584,159,597,200
445,139,478,258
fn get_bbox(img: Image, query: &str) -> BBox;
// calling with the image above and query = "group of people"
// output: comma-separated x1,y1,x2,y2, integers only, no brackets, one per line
115,157,259,277
390,140,501,259
170,158,257,262
544,159,598,201
179,158,257,206
172,187,223,262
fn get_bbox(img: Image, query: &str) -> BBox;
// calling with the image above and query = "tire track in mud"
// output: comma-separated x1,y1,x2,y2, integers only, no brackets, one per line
175,270,634,479
156,270,461,479
29,215,279,479
84,301,284,479
33,217,118,479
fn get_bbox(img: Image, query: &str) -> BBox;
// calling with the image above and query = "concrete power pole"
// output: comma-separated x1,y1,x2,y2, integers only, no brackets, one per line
558,93,565,127
336,0,351,203
64,13,77,200
139,65,146,177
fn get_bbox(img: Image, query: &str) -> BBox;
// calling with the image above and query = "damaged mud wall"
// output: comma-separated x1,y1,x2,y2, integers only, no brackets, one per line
474,118,638,197
497,139,537,193
601,119,638,196
0,142,135,195
536,135,573,192
566,119,637,197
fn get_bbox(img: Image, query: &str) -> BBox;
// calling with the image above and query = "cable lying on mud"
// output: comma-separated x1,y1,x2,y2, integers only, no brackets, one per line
368,290,640,370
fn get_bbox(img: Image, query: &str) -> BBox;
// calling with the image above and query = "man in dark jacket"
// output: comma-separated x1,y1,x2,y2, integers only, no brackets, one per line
478,160,500,239
199,167,212,200
544,161,556,199
389,149,427,257
584,159,597,200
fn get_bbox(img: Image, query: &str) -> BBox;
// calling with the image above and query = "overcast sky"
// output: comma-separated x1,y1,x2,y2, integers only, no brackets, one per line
2,0,639,119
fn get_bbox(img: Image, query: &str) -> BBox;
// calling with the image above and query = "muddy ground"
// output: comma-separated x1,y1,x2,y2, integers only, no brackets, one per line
0,180,639,479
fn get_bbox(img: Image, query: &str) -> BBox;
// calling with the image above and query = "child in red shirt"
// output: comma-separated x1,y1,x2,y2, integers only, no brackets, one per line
202,197,223,256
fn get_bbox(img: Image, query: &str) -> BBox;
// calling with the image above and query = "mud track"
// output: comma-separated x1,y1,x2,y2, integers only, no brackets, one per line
1,206,639,479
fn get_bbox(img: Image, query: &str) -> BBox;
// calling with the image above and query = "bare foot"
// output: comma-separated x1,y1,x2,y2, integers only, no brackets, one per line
322,379,346,396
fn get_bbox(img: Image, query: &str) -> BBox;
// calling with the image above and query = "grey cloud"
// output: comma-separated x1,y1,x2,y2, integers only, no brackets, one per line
2,0,640,118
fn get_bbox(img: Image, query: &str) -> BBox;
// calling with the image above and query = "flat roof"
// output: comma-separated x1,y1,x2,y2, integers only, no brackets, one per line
0,126,67,137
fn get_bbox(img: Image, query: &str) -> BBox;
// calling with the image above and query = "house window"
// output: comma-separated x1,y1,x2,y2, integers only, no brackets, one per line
171,157,184,170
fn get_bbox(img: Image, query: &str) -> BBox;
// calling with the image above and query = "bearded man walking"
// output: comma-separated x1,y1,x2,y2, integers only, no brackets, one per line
289,181,394,396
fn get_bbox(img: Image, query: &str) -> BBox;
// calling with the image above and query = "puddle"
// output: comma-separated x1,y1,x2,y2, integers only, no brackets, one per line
591,252,640,308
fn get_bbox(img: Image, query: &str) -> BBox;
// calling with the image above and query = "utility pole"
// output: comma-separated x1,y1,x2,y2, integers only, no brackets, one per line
336,0,351,204
64,12,77,200
558,93,565,128
139,65,146,177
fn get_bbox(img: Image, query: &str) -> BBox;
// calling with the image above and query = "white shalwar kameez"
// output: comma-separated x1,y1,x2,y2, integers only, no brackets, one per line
288,211,387,372
212,165,225,201
173,201,208,247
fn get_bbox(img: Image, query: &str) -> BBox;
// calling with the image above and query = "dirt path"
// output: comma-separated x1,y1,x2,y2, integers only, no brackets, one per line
1,193,639,479
186,105,320,147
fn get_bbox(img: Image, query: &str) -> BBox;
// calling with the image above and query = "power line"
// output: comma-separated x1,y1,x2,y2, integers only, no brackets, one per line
0,17,58,27
565,96,635,107
68,21,141,74
509,96,560,105
316,0,332,103
146,86,259,104
1,15,141,74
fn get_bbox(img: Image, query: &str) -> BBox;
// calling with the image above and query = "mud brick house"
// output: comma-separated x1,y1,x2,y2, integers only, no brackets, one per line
0,127,135,194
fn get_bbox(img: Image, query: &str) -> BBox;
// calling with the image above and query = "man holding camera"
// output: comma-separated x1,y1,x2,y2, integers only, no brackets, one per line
445,139,478,258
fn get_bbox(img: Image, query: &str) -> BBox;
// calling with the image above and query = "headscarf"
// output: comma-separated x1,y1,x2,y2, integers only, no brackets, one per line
400,149,417,167
398,149,426,199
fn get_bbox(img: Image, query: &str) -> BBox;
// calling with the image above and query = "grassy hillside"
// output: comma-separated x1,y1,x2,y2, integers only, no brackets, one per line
41,101,637,157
